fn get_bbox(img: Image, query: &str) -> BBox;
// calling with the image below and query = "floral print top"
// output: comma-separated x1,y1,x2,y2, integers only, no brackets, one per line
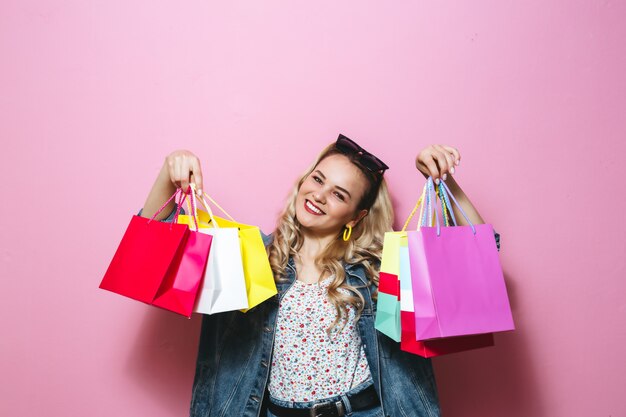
268,275,372,402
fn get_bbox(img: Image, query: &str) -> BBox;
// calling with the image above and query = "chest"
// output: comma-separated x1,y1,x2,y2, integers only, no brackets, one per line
293,263,329,284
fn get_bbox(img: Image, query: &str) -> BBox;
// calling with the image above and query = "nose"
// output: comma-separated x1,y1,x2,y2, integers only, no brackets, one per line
312,190,326,204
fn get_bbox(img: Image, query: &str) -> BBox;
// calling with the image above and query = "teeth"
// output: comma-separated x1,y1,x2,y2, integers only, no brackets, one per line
306,200,323,214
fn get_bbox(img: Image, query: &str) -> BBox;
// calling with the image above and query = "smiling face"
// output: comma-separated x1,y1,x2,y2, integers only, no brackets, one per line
295,153,370,237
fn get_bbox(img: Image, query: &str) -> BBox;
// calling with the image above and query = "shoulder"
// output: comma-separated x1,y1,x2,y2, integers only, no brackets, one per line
345,260,379,289
261,230,274,247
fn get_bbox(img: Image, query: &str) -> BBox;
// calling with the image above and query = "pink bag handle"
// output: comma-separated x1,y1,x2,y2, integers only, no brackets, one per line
178,186,200,231
146,187,198,231
185,184,218,230
146,188,180,222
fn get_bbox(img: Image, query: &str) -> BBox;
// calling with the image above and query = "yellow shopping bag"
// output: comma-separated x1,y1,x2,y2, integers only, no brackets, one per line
178,190,277,312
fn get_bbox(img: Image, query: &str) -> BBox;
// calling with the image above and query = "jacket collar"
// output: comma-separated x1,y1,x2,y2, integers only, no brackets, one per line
282,257,368,285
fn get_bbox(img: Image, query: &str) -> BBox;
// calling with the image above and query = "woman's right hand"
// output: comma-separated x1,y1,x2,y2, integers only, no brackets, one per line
165,150,204,196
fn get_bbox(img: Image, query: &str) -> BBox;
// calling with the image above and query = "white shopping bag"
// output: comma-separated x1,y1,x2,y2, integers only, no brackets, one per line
176,188,249,314
193,226,249,314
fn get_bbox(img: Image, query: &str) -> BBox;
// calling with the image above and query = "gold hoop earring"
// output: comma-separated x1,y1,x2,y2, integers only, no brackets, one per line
343,225,352,241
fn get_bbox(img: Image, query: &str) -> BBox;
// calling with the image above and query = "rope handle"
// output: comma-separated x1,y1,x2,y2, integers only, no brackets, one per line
438,178,476,234
418,178,440,233
178,186,200,231
171,187,199,231
184,184,220,230
401,179,453,232
146,188,181,223
401,176,473,235
146,188,191,231
200,192,236,222
438,184,450,226
401,183,427,232
419,177,476,235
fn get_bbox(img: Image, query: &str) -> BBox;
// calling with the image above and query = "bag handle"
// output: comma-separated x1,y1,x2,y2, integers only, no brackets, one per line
401,183,427,232
419,178,441,234
401,180,453,231
421,179,444,228
422,177,477,236
438,182,456,227
146,188,196,230
184,184,220,230
177,186,200,231
201,192,237,223
147,188,179,222
401,176,477,236
189,188,237,224
438,177,476,234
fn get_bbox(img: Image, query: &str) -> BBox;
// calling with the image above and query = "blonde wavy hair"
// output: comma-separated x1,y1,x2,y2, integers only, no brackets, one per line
268,143,394,332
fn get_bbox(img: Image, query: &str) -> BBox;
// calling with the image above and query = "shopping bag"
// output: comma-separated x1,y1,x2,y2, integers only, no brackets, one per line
409,177,514,340
374,233,402,342
150,189,213,317
183,192,277,312
100,188,212,318
177,191,249,314
398,226,494,357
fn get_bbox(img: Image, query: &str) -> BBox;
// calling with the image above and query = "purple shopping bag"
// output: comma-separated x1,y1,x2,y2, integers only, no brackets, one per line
408,177,514,340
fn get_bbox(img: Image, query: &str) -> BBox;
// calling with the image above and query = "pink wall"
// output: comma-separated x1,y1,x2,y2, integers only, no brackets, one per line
1,1,624,416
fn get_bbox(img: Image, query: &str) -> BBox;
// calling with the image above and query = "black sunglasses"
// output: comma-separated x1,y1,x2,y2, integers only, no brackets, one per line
335,134,389,174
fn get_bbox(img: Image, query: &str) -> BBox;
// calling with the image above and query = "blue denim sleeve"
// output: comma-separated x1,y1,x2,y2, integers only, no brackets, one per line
494,229,501,252
260,230,274,247
136,206,186,224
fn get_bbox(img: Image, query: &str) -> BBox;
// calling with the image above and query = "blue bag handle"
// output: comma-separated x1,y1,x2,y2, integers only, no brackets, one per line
420,177,477,236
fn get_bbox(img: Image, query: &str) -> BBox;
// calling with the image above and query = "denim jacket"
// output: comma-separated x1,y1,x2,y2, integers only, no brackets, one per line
150,207,501,417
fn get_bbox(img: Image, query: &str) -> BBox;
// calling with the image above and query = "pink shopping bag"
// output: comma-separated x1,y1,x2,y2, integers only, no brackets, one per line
400,238,494,357
408,177,514,340
398,184,495,356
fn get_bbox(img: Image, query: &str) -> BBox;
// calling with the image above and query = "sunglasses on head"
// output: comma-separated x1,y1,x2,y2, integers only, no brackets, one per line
335,134,389,174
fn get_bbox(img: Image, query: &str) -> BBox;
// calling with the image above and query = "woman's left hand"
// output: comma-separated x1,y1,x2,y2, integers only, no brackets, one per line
415,144,461,184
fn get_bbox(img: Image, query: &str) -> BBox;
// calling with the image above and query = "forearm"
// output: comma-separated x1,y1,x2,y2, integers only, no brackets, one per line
140,162,177,220
440,175,485,226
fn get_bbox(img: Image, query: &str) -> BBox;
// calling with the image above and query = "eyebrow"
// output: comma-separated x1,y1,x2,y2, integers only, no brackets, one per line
314,170,352,199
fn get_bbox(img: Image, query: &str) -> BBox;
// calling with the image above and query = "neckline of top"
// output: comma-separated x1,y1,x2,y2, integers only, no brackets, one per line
295,275,334,286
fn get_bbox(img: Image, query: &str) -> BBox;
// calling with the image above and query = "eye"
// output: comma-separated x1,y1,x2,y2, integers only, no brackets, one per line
312,175,322,184
334,191,346,201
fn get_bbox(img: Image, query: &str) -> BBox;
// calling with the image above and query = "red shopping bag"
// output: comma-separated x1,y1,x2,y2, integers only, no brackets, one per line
100,188,212,317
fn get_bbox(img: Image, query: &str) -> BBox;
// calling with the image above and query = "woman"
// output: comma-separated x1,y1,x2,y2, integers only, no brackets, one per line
140,135,499,417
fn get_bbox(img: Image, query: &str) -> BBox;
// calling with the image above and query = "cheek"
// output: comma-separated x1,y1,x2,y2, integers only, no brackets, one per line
327,200,355,221
297,181,315,196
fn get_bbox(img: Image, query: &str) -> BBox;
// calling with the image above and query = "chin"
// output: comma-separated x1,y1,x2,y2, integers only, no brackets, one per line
294,206,314,228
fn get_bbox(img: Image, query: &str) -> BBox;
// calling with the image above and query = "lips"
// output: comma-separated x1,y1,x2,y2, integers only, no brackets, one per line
304,199,325,215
